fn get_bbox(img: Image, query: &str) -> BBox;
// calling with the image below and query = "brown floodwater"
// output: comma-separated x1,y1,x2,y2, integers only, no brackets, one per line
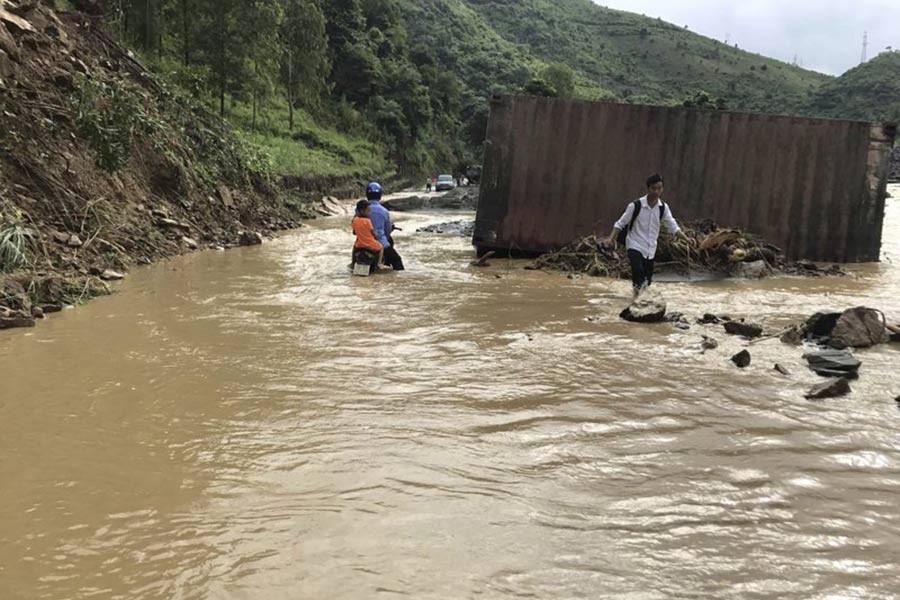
2,187,900,599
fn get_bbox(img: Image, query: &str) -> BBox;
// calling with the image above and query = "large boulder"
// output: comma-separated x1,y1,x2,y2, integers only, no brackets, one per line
828,307,890,349
803,348,861,379
620,296,667,323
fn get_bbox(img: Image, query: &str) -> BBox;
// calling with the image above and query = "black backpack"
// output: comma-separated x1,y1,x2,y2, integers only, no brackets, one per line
617,200,665,247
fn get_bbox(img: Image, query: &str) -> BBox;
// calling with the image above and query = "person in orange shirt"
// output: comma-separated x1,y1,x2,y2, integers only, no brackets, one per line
351,200,384,269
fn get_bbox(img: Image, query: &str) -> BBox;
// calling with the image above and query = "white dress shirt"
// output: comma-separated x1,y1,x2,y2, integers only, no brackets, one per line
614,195,682,260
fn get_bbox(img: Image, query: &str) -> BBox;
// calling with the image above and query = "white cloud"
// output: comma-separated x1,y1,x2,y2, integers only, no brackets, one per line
593,0,899,74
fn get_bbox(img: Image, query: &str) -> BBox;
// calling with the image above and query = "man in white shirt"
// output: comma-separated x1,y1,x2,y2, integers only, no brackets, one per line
605,174,686,296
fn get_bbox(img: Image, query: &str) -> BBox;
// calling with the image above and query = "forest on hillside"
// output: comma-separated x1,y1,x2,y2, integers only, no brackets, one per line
71,0,897,181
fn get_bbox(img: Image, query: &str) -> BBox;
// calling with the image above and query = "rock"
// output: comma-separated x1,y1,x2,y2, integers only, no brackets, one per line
701,335,719,351
156,217,190,230
724,320,763,339
0,49,13,79
698,313,722,325
805,311,841,338
805,378,852,400
731,350,752,368
732,260,770,279
51,230,70,244
0,18,20,60
828,307,890,349
803,348,861,379
780,326,804,346
182,236,199,250
67,233,83,248
217,185,235,208
0,315,36,329
31,305,44,319
1,279,31,312
382,195,427,212
417,220,475,237
239,231,264,246
674,322,690,331
774,363,791,376
100,269,125,281
620,297,667,323
33,275,65,306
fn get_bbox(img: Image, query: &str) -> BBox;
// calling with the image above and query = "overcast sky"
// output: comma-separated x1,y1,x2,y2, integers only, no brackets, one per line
594,0,899,75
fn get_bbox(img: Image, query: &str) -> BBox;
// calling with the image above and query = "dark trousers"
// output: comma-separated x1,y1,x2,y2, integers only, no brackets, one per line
383,241,405,271
627,249,654,291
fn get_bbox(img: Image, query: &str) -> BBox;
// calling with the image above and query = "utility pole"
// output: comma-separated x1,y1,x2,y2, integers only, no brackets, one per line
861,31,868,63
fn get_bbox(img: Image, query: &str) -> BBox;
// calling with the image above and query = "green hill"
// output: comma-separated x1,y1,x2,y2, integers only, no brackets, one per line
398,0,829,113
807,51,900,123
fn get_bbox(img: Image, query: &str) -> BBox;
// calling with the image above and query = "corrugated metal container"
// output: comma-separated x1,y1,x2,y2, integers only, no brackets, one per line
474,95,897,262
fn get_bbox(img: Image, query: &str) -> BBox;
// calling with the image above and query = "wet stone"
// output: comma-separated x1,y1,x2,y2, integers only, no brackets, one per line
701,335,719,351
828,307,890,349
620,297,666,323
724,320,763,339
239,231,264,246
731,350,751,368
774,363,791,376
100,269,125,281
803,348,861,378
805,377,852,400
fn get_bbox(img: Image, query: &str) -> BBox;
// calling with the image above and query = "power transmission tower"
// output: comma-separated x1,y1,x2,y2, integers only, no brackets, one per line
861,31,868,63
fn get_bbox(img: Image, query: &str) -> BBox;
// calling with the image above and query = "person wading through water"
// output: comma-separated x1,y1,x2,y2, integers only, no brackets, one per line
366,182,405,271
605,174,687,298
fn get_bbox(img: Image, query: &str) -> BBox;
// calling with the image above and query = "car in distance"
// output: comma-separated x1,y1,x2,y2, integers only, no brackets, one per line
435,174,456,191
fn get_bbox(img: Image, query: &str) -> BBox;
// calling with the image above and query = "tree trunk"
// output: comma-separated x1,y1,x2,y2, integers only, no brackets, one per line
181,0,190,65
157,0,164,60
144,0,151,50
287,52,294,131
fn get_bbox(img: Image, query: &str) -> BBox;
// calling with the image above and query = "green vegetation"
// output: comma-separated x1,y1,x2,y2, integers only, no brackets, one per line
0,210,34,273
808,51,900,124
91,0,895,183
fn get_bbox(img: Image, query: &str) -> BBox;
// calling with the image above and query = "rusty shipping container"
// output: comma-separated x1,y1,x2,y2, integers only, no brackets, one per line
474,95,897,262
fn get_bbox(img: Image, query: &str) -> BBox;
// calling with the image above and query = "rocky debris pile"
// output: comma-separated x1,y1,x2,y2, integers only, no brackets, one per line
1,273,105,330
417,220,475,237
531,221,847,279
383,186,479,212
1,1,306,332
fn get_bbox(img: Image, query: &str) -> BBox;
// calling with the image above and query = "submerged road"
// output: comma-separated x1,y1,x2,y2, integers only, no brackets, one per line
1,187,899,599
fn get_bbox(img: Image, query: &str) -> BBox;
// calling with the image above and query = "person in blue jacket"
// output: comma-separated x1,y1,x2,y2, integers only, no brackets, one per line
365,182,405,271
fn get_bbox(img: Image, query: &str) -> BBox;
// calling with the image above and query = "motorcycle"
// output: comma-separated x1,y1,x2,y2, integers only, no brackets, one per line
351,248,379,276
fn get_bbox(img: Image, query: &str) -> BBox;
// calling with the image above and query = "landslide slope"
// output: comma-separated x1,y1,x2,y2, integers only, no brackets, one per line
0,1,307,317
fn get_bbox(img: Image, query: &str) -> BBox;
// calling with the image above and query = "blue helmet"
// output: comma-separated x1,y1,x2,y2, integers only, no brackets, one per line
366,182,383,200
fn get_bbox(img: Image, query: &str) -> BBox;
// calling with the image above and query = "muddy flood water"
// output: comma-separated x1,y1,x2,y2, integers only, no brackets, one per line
2,187,900,599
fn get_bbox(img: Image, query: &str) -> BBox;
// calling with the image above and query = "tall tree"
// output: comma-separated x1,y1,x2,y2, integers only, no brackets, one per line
280,0,330,130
